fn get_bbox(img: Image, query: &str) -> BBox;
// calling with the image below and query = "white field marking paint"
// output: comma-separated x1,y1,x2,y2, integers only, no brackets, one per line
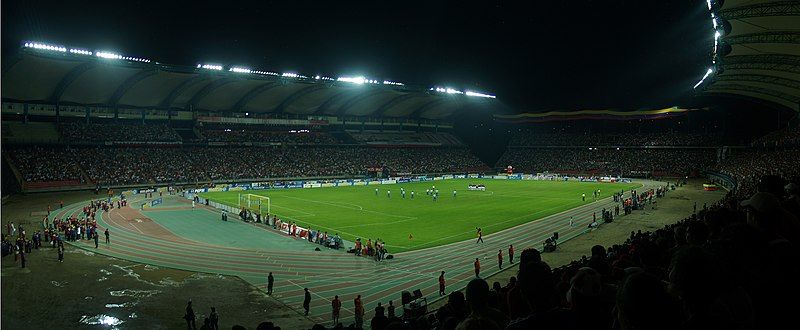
270,203,316,217
399,182,650,255
129,223,145,234
283,196,415,220
408,202,578,249
285,279,356,314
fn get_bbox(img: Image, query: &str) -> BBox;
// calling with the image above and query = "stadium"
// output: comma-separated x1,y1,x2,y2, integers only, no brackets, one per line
1,1,799,329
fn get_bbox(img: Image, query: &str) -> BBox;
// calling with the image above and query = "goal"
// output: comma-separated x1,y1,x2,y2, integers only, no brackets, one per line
238,193,271,216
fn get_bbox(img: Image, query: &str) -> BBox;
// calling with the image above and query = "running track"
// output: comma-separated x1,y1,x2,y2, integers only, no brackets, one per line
52,180,659,324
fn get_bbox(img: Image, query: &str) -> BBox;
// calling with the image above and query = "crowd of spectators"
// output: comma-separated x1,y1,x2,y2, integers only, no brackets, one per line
6,146,84,183
750,126,800,148
201,127,340,144
495,147,716,177
305,173,798,330
348,131,464,146
508,131,722,147
6,146,488,185
717,149,800,198
60,122,181,142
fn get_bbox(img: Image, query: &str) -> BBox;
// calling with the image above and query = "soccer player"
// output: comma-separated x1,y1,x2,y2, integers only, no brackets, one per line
387,190,391,198
402,190,406,199
569,216,574,227
426,188,430,196
411,191,415,199
582,193,586,201
191,200,195,210
375,188,379,196
453,190,457,197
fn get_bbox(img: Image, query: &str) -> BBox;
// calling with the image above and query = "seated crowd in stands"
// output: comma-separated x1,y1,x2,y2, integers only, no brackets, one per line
7,146,84,183
60,122,181,142
508,131,722,147
347,131,464,146
750,126,800,148
716,149,800,198
495,147,716,177
7,146,489,185
201,127,340,144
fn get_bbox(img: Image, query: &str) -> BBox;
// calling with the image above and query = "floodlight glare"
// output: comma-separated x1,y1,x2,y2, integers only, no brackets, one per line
24,42,67,52
465,91,496,99
199,64,223,71
96,51,123,60
693,68,714,89
69,48,93,56
338,76,366,84
383,80,404,86
230,67,252,74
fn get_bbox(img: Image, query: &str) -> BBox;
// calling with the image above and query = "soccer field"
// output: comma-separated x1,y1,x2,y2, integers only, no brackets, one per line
200,179,640,253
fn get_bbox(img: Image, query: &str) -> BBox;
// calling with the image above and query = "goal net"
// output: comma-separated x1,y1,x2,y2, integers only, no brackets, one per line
238,193,271,216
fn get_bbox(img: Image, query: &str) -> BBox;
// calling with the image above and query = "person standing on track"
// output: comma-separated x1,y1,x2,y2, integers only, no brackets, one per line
57,242,64,262
303,288,311,316
474,258,481,277
267,272,274,295
104,228,110,244
191,200,195,211
331,295,341,325
439,271,446,296
184,300,196,330
569,216,575,227
476,227,483,243
93,232,99,248
498,250,503,269
354,295,365,329
508,244,515,264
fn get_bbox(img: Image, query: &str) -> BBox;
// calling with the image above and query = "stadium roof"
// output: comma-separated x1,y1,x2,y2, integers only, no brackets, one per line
701,0,800,112
2,44,497,119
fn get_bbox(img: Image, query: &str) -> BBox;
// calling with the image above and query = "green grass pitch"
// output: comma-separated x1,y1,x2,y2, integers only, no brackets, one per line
200,179,640,253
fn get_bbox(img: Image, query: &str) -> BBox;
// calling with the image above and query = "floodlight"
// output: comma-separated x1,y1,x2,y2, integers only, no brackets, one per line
199,64,223,71
230,67,252,73
96,51,123,60
25,42,67,52
465,91,496,99
692,68,714,89
338,76,366,84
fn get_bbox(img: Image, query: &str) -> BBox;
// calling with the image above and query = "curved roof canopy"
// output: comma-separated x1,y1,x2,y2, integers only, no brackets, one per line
2,48,496,119
703,0,800,111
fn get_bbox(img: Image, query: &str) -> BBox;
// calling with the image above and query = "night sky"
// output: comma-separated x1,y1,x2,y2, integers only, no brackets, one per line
2,0,714,112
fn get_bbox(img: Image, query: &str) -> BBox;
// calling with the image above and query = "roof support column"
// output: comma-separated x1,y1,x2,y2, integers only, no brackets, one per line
141,108,146,124
55,103,60,123
23,103,29,124
85,106,90,124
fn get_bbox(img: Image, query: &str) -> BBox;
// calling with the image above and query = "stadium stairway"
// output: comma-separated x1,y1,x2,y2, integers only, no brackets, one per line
1,154,24,191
